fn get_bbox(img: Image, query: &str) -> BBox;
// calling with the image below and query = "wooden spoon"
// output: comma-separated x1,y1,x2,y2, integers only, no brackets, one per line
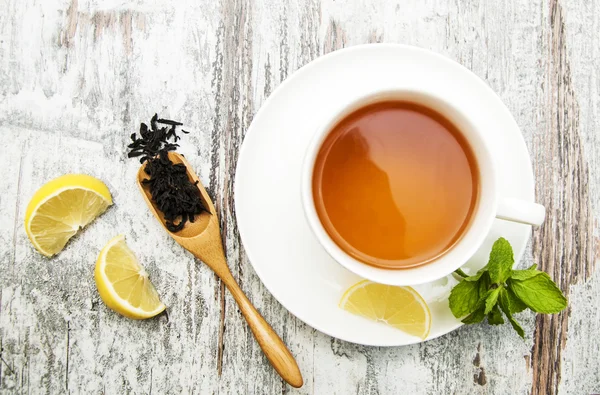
136,152,303,388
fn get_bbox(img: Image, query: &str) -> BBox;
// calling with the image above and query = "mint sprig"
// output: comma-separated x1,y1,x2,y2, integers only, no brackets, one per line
449,237,567,338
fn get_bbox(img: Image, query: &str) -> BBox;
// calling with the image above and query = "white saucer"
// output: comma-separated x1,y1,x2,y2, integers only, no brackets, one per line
234,44,534,346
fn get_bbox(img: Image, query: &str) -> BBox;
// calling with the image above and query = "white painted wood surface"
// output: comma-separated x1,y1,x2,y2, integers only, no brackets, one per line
1,0,598,393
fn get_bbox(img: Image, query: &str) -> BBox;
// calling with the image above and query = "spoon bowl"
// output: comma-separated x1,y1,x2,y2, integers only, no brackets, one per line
137,153,213,239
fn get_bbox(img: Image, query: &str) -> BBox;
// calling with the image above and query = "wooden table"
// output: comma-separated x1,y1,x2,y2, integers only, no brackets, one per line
1,0,598,393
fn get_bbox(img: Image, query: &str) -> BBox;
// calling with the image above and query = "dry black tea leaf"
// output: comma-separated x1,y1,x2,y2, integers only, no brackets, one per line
127,114,208,232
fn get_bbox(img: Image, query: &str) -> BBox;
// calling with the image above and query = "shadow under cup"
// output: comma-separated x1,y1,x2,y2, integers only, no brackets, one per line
302,90,498,286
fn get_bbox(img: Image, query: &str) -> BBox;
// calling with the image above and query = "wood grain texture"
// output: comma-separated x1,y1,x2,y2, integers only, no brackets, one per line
530,1,597,394
1,0,599,394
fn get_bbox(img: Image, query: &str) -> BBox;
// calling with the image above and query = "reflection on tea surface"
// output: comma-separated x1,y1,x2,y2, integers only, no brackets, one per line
312,101,478,269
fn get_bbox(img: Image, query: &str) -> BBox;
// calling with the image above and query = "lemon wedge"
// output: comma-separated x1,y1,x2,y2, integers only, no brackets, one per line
95,235,166,319
24,174,112,257
339,280,431,339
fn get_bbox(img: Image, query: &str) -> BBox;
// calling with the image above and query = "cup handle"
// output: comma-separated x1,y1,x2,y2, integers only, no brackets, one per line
496,197,546,226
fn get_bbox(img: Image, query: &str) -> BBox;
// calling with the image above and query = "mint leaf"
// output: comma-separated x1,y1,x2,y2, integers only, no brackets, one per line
478,272,490,297
499,288,525,338
448,237,567,338
505,286,527,314
507,314,525,338
450,270,492,319
508,273,567,314
462,307,486,324
449,279,481,317
460,288,497,324
463,268,487,282
487,238,514,284
484,287,501,314
510,264,540,281
487,305,504,325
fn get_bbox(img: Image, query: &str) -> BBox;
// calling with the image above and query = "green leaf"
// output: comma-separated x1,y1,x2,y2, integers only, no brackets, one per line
510,264,540,281
505,286,527,314
498,288,525,338
461,288,496,324
454,268,469,278
449,279,481,318
463,267,488,282
477,272,491,296
508,273,568,314
508,316,525,339
487,238,514,284
484,287,501,314
462,307,486,324
449,270,494,319
487,305,504,325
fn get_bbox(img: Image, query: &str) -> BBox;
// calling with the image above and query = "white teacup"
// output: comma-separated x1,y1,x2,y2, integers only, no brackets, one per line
301,90,545,286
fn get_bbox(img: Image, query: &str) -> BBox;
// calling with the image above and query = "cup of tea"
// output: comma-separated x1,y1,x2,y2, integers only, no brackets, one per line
301,89,545,286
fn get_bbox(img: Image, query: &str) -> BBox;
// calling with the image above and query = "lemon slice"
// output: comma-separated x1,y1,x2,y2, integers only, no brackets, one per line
95,235,166,319
24,174,113,257
339,280,431,339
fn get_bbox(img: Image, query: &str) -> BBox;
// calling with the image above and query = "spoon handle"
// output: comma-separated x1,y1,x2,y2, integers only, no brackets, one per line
193,237,303,388
219,268,303,388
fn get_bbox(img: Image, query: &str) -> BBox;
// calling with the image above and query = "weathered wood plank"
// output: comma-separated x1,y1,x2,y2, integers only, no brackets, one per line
531,1,600,394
